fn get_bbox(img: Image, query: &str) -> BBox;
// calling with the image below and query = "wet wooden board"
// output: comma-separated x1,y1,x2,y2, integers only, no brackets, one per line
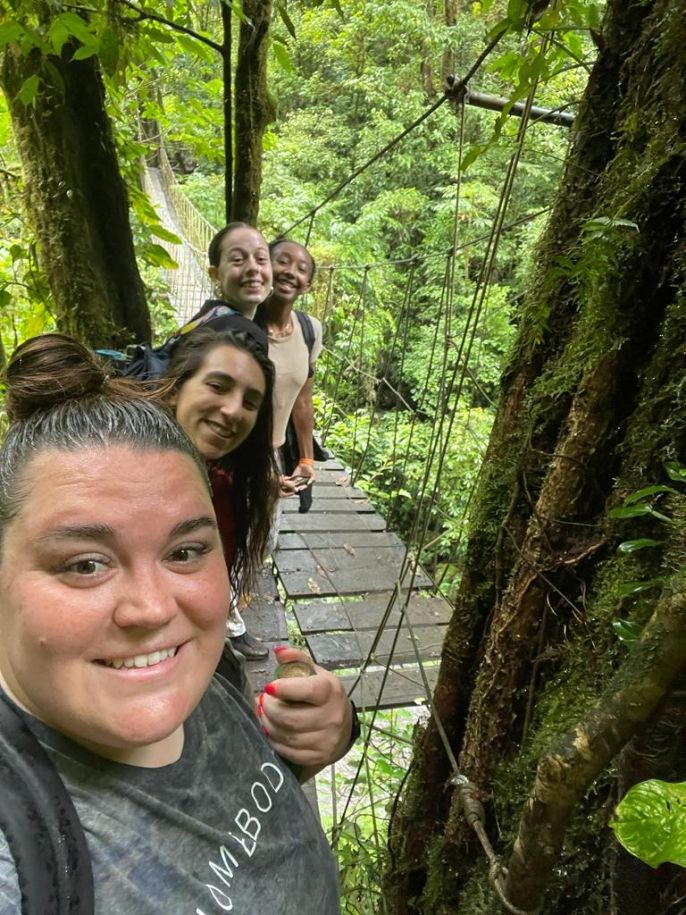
306,625,447,670
241,569,287,693
294,592,453,634
282,498,374,514
277,530,404,551
279,512,387,533
279,562,429,598
304,485,367,499
338,665,440,710
277,545,420,573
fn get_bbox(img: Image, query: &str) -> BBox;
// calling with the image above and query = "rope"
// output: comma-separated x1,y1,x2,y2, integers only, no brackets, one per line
281,28,509,239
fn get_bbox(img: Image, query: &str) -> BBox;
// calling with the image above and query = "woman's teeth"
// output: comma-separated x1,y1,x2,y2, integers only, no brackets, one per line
102,647,177,669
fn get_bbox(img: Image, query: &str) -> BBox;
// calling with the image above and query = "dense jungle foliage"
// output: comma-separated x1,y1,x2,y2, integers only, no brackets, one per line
0,0,595,588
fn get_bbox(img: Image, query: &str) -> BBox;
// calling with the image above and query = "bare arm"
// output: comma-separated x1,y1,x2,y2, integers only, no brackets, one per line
289,375,316,482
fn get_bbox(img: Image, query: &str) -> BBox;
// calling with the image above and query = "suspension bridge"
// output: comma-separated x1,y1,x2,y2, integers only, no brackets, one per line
143,147,454,709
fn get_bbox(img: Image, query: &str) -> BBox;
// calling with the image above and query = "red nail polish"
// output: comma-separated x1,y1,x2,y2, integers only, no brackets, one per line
257,693,264,715
261,725,270,738
265,682,276,697
274,645,288,655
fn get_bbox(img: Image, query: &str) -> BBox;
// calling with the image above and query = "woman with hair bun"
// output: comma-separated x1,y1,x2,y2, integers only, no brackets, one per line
0,332,340,914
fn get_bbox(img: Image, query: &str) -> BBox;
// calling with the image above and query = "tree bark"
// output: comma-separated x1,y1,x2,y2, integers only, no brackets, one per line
232,0,274,224
442,0,458,83
221,0,233,223
386,1,686,911
1,35,150,348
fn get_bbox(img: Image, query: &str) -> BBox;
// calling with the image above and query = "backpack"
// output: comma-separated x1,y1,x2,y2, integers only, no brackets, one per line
293,310,316,378
0,692,94,914
119,303,244,382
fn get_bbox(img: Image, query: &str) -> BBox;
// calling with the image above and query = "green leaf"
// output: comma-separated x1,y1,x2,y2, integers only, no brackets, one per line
611,780,686,868
71,45,97,61
272,41,293,73
612,619,643,645
16,74,39,106
583,216,640,235
665,462,686,483
616,578,663,598
144,243,178,269
99,27,120,76
175,33,213,60
0,23,24,47
49,19,70,55
43,60,66,95
617,538,660,554
150,224,181,244
608,503,653,519
277,3,297,39
624,485,678,505
59,12,97,47
0,288,11,309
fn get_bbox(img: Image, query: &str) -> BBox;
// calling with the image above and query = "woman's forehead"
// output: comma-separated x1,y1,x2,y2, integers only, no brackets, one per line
221,227,267,254
16,446,210,517
196,344,264,386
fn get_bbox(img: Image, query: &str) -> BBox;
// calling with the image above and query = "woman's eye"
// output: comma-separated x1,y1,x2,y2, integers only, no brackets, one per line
168,543,211,564
61,557,109,577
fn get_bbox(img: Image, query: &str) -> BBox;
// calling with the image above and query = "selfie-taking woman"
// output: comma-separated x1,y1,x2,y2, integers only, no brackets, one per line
158,320,355,771
0,333,340,913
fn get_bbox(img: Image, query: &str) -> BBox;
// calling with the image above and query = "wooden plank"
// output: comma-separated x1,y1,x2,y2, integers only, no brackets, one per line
278,568,334,597
294,591,453,634
282,498,374,514
346,593,450,629
277,530,403,551
296,485,367,500
338,665,439,710
310,469,354,486
274,550,329,573
293,601,352,633
307,625,447,669
279,512,386,533
326,564,429,595
309,547,432,588
316,458,345,471
280,562,426,598
276,532,308,550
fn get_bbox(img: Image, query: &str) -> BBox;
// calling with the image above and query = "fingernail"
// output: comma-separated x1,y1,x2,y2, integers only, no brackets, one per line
261,725,270,738
265,682,277,696
274,645,288,655
257,693,264,715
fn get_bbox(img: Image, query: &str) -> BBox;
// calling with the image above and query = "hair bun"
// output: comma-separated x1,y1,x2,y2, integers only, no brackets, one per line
4,333,107,422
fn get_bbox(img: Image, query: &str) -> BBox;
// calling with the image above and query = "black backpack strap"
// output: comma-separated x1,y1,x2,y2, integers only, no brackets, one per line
0,693,94,914
294,311,316,378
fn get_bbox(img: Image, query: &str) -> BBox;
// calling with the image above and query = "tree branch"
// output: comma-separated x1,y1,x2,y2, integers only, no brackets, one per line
504,577,686,912
113,0,224,55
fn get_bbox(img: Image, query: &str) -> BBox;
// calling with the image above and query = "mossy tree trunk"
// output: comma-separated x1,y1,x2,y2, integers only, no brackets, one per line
386,1,686,912
232,0,274,225
1,36,150,349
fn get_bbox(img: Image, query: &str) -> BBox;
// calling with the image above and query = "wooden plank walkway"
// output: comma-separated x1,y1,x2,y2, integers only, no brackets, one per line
270,458,452,710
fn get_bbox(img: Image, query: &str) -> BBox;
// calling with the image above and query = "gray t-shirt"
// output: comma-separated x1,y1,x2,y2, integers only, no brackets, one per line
0,678,339,914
